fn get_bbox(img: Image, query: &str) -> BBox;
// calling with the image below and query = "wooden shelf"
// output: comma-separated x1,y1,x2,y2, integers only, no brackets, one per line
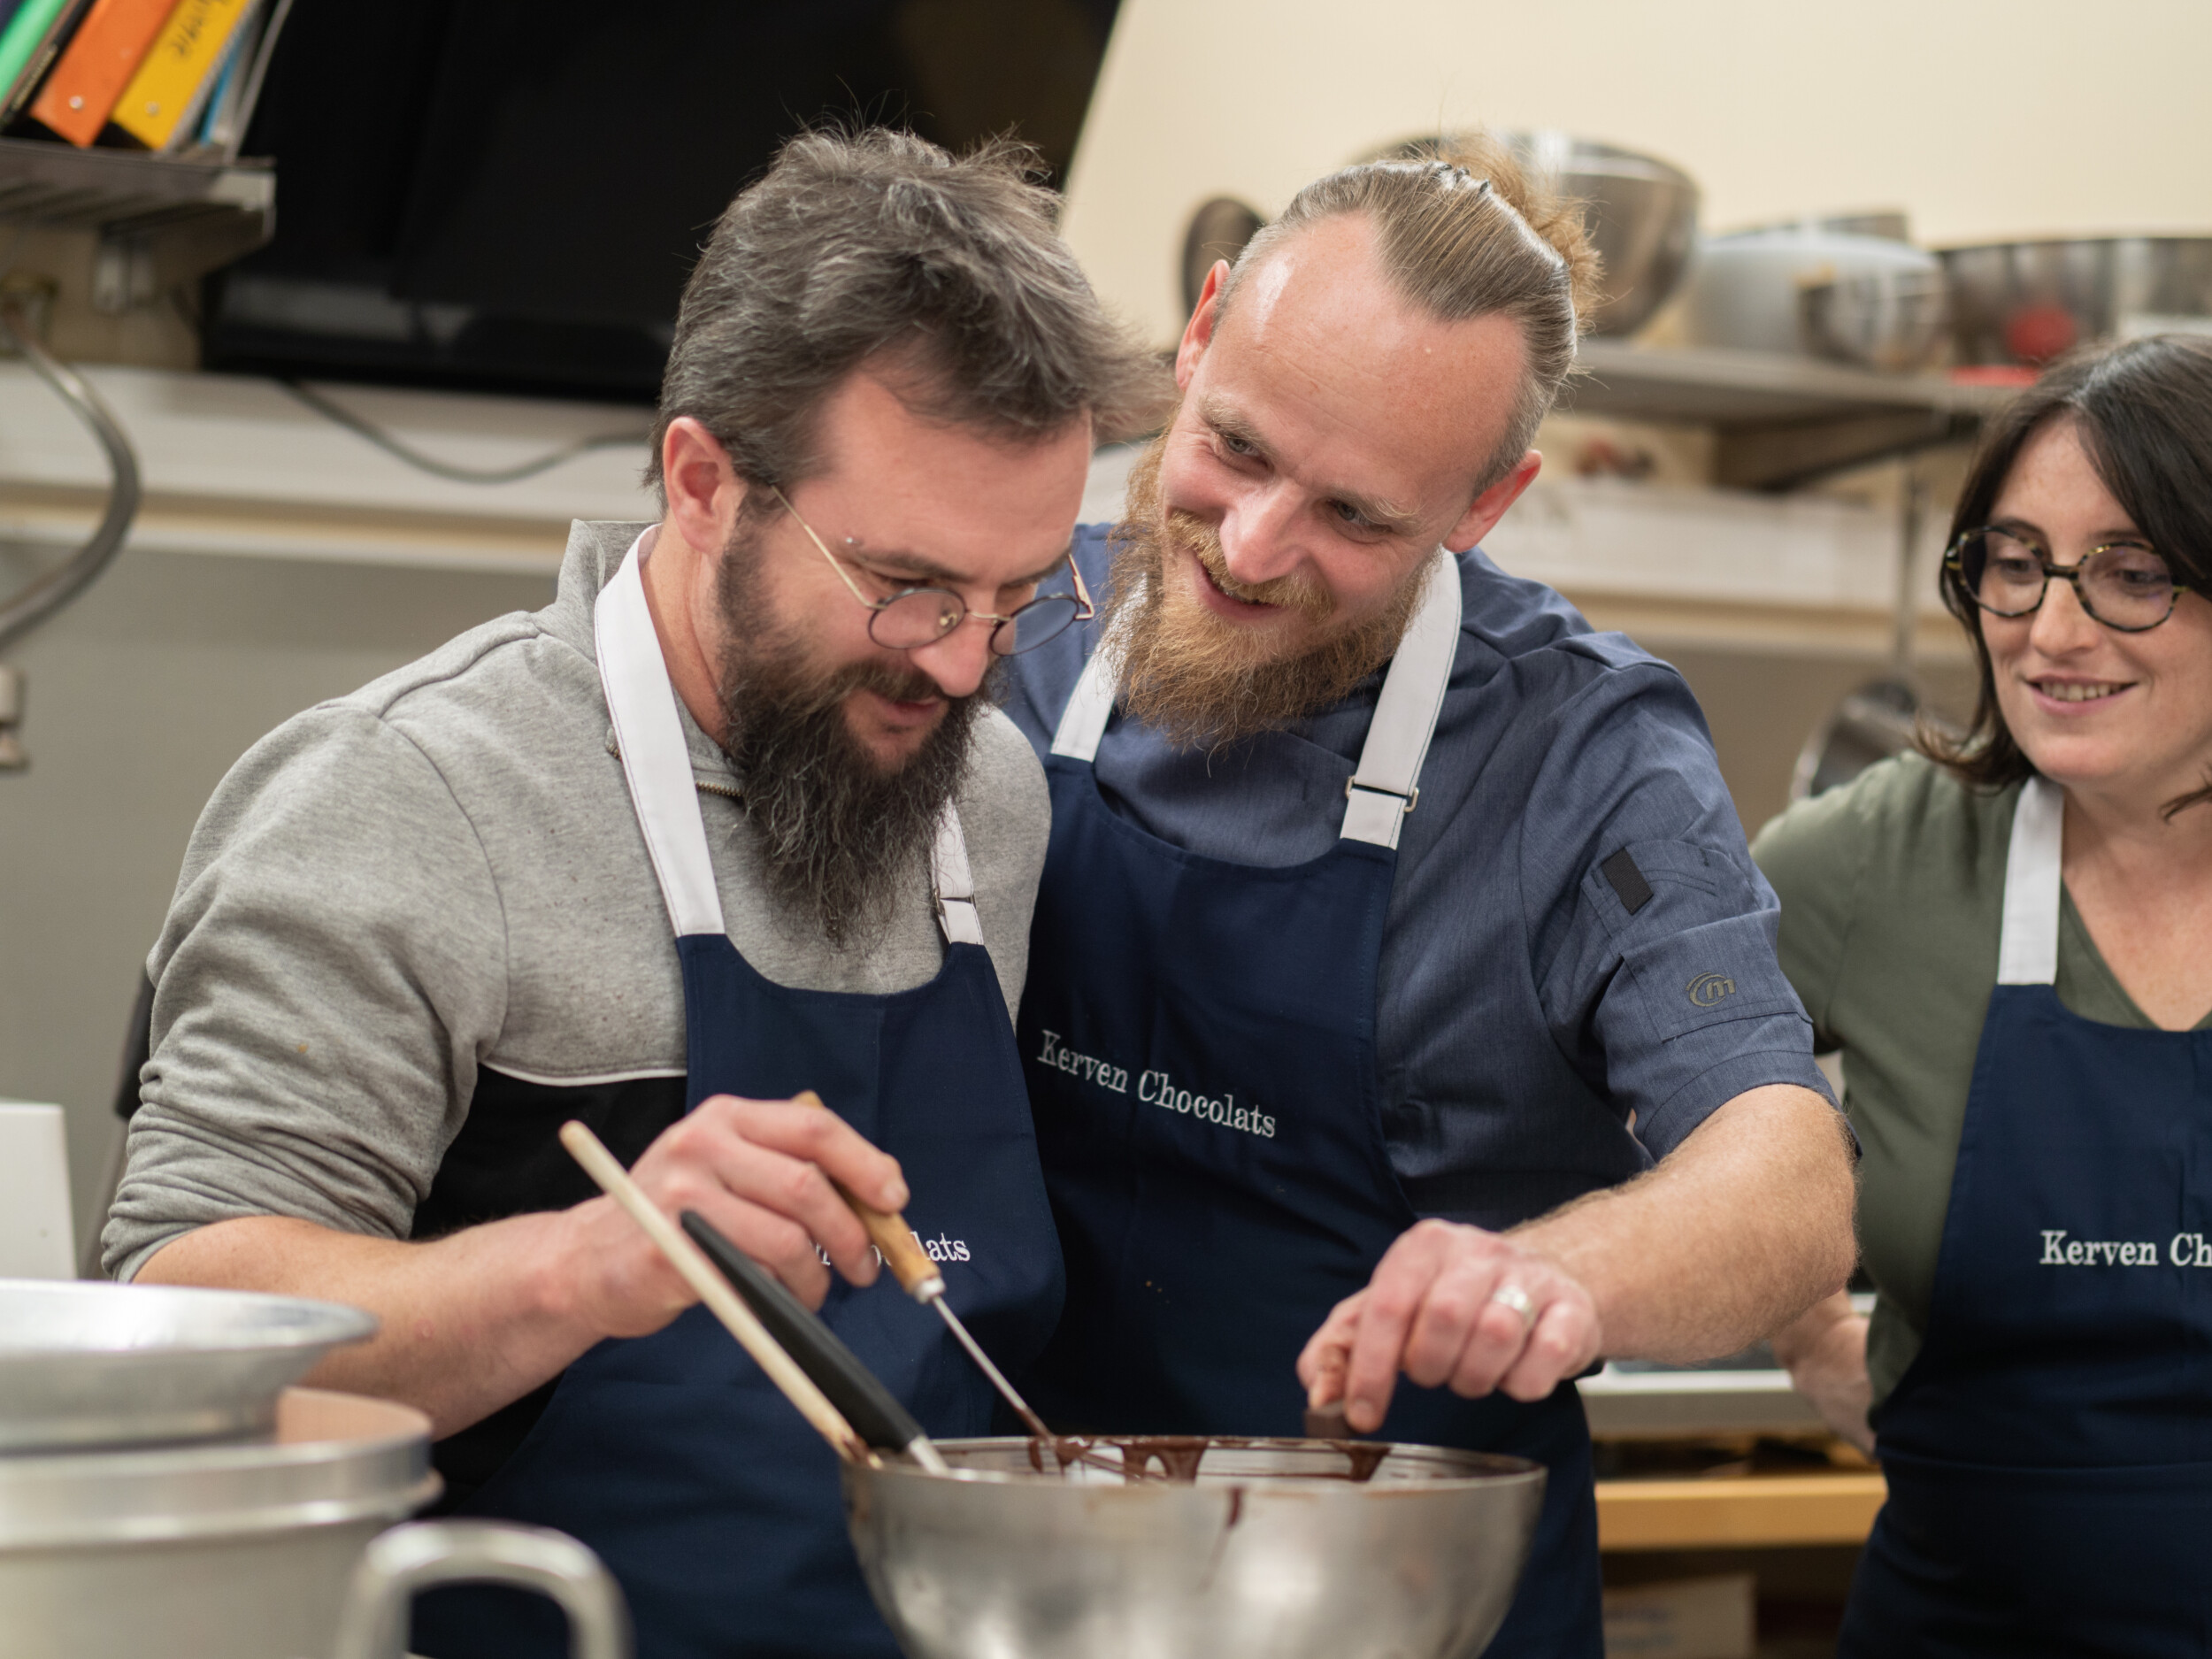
1597,1472,1887,1552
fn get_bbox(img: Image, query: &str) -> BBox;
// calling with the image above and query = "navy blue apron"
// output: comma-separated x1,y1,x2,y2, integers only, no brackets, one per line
417,533,1063,1659
1018,551,1601,1659
1842,774,2212,1655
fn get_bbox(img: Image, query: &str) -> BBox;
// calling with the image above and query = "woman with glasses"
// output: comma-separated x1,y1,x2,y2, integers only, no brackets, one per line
1752,334,2212,1655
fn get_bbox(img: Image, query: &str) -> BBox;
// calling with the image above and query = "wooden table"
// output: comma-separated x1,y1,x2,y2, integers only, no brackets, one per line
1596,1471,1888,1551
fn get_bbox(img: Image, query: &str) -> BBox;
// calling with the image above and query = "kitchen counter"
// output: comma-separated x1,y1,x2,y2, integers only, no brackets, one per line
1598,1470,1886,1551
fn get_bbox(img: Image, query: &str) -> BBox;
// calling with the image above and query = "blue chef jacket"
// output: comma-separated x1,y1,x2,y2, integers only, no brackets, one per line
996,525,1833,1231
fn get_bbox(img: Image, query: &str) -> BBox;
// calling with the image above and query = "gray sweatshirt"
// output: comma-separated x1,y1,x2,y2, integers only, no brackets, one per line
105,520,1050,1279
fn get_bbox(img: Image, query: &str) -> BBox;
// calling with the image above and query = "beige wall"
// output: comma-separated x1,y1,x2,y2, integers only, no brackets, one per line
1065,0,2212,345
0,549,552,1260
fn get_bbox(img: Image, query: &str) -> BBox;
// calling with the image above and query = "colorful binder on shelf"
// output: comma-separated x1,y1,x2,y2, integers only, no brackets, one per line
27,0,180,146
0,0,92,122
109,0,244,150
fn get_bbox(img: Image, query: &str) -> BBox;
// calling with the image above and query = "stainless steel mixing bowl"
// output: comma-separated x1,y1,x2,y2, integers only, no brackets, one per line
1801,269,1951,372
844,1436,1546,1659
0,1278,376,1452
1363,132,1700,336
1939,237,2212,365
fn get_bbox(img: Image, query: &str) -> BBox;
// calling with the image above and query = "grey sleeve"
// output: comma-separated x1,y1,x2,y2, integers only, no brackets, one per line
104,705,509,1279
959,707,1053,1021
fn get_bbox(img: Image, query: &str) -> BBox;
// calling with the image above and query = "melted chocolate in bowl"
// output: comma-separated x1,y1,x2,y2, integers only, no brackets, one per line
845,1436,1548,1659
1022,1433,1391,1483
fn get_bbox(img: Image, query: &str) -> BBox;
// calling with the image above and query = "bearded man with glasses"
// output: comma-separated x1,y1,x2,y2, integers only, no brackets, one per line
104,129,1151,1659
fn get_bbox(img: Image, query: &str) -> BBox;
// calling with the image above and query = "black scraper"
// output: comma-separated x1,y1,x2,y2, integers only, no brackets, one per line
680,1210,937,1464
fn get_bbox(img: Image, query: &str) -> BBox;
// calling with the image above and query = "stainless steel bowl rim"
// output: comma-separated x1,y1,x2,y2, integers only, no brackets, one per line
1937,234,2212,256
0,1279,378,1356
1371,130,1696,189
0,1395,434,1548
0,1475,442,1550
865,1435,1544,1493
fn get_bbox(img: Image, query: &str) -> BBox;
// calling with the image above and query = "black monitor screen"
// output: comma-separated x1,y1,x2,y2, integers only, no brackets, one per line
205,0,1122,403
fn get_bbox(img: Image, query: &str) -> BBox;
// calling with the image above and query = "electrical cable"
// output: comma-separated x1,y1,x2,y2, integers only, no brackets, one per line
0,304,143,656
280,378,649,487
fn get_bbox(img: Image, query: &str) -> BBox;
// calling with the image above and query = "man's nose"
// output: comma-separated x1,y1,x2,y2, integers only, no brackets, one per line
903,617,996,700
1217,483,1306,588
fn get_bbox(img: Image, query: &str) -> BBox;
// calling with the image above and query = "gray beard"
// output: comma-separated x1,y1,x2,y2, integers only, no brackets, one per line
714,538,983,950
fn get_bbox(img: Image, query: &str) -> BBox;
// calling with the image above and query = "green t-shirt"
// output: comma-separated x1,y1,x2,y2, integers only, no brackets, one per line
1750,753,2211,1409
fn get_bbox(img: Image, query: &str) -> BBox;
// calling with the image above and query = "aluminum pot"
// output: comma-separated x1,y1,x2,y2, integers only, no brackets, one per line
844,1435,1546,1659
0,1386,627,1659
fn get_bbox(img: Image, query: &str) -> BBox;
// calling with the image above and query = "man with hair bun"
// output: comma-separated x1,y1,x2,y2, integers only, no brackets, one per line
108,129,1152,1659
998,138,1858,1654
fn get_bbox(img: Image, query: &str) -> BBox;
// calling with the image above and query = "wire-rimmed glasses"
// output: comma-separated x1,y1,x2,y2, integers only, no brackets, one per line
1944,527,2191,634
771,487,1093,657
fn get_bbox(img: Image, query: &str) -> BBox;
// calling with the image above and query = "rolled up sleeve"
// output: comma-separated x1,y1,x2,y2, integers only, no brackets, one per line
104,706,509,1279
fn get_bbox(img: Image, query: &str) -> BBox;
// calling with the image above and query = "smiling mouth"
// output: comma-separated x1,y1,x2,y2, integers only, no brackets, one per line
1192,548,1274,611
2032,679,2131,703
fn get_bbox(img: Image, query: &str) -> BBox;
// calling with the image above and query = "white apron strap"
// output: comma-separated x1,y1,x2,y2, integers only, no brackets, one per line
596,531,727,940
1996,774,2064,986
599,530,984,949
1046,549,1463,853
1049,626,1120,761
931,803,985,946
1340,549,1461,850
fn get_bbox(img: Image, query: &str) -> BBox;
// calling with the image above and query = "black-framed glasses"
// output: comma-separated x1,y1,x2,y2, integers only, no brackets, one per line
771,487,1094,657
1944,526,2191,634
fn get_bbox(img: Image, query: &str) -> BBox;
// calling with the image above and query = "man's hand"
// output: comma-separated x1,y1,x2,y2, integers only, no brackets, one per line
1297,1220,1601,1432
139,1090,916,1439
1295,1085,1855,1437
559,1093,910,1338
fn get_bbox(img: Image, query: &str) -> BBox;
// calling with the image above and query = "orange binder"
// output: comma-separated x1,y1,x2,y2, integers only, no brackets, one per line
26,0,177,145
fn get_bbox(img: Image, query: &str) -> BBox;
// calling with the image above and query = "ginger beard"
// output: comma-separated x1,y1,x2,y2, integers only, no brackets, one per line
1107,435,1427,748
713,516,985,949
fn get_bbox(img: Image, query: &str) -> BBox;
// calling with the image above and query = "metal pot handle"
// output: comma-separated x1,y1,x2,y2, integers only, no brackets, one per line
330,1520,633,1659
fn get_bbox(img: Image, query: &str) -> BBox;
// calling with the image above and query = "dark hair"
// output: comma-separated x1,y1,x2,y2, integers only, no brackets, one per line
1924,333,2212,818
1220,133,1601,490
649,128,1151,499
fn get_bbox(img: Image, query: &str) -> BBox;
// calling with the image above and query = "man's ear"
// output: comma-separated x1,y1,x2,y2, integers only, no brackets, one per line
1443,450,1543,553
660,417,747,557
1173,259,1232,392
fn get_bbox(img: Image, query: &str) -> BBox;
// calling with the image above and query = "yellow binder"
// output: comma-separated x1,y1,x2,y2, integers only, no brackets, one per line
108,0,245,150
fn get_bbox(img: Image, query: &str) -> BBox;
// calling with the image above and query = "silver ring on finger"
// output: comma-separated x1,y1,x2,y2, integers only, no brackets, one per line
1489,1282,1536,1330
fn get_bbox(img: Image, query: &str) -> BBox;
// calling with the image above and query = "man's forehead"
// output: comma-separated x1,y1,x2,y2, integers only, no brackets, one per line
1196,219,1525,503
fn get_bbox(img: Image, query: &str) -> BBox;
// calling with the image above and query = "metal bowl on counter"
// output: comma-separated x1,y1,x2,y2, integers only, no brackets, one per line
1939,236,2212,365
844,1435,1545,1659
0,1277,375,1452
1363,132,1700,336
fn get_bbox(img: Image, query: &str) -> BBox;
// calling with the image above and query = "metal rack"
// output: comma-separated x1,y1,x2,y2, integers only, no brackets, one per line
1564,340,2018,490
0,135,273,313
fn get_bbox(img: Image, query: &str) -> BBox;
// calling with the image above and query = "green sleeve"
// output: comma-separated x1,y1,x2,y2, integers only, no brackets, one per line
1750,782,1877,1052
